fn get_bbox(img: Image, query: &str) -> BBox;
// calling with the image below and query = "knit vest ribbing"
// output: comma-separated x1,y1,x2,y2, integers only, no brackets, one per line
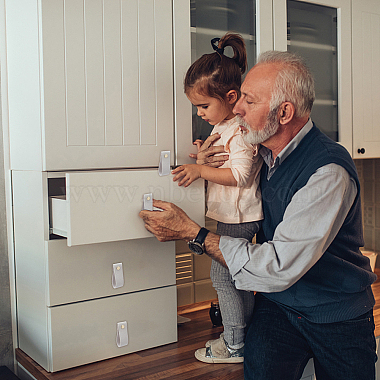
256,125,376,323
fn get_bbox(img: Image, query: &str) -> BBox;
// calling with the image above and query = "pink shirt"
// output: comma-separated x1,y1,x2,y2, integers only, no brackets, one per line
206,116,263,224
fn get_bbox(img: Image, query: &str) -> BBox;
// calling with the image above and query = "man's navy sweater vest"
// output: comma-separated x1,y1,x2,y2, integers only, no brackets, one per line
256,125,376,323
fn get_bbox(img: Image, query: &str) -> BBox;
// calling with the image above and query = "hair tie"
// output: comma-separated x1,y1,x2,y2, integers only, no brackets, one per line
211,37,224,55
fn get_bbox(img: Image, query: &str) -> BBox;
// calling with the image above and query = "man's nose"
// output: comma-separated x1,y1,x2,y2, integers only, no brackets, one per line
233,98,243,116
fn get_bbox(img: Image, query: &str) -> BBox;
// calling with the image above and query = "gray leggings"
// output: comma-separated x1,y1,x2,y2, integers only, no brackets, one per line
211,221,261,348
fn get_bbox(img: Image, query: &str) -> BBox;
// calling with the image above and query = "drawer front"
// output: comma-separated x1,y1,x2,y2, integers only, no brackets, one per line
50,169,205,246
46,238,175,306
48,286,177,372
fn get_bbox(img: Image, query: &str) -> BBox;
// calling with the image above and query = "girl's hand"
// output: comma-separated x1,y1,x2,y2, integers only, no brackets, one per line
189,133,228,167
172,164,202,187
193,139,204,152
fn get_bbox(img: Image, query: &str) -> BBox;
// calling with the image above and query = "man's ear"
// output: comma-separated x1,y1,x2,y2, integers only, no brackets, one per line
226,90,238,105
278,102,295,125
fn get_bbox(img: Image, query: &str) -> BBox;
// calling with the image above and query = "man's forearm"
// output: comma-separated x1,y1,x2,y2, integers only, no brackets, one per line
203,232,227,268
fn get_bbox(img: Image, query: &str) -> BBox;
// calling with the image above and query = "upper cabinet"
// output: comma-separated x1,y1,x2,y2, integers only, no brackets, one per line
273,0,352,154
189,0,358,155
4,0,194,171
352,0,380,159
190,0,380,159
5,0,380,165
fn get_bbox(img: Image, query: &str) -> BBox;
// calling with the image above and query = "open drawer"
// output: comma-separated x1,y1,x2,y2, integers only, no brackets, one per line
49,169,205,246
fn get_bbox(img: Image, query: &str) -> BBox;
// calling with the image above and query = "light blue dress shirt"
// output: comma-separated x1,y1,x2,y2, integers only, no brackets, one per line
219,119,358,292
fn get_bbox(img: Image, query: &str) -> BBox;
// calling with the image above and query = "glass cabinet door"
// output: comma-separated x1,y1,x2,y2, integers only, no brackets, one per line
287,1,338,141
273,0,352,154
189,0,272,141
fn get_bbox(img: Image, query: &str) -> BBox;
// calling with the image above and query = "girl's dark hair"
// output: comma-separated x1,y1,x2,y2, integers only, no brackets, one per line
184,33,247,101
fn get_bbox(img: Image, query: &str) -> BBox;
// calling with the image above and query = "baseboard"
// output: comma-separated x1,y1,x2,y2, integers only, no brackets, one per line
16,364,37,380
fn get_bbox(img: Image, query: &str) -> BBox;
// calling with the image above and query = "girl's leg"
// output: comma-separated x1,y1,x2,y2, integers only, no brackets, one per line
210,259,249,347
212,221,260,348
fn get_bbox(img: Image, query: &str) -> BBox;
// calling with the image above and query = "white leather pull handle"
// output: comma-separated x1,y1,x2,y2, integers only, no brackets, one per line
158,151,171,176
142,193,153,211
116,321,128,347
112,263,124,289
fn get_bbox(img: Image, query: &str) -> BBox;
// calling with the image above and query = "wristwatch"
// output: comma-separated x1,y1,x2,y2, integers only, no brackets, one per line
188,227,210,255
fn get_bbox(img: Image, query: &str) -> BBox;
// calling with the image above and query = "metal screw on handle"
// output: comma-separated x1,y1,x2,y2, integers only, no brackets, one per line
357,148,365,154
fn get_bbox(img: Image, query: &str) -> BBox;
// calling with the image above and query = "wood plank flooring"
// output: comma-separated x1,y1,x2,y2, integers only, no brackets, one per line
16,268,380,380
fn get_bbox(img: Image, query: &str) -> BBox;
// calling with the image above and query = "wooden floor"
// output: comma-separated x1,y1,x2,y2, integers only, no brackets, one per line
16,268,380,380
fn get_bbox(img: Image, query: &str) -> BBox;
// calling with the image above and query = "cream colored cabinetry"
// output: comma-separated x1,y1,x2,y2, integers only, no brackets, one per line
5,0,194,171
352,0,380,159
273,0,352,153
12,169,204,372
3,0,204,373
273,0,380,158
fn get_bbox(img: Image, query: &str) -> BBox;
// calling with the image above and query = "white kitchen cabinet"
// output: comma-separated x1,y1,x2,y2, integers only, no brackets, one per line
4,0,194,171
190,0,380,158
273,0,352,154
189,0,353,154
2,0,205,373
12,165,203,371
273,0,380,159
352,0,380,159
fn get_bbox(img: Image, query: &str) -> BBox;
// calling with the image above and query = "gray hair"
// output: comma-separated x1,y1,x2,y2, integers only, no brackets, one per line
257,51,315,118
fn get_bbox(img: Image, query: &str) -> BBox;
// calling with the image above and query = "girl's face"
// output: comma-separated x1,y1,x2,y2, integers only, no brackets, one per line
187,90,235,126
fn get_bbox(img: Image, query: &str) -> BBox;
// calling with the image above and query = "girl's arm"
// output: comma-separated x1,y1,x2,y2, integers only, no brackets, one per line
172,164,237,187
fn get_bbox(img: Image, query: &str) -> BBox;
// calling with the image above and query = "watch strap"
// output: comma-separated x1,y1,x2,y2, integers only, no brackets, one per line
194,227,209,245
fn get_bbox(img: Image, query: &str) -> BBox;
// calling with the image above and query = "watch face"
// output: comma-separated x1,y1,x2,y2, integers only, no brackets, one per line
188,241,204,255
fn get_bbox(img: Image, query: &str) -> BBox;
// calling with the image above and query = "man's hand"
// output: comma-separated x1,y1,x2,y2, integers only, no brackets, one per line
189,134,229,167
139,199,200,242
172,164,202,187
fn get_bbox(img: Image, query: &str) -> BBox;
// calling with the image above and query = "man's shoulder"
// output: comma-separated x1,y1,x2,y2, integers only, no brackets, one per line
306,126,352,159
302,126,357,179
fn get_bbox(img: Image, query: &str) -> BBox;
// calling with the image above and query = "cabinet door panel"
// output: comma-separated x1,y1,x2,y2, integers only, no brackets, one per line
47,286,177,372
46,238,175,306
352,0,380,158
50,169,205,246
40,0,174,170
273,0,352,154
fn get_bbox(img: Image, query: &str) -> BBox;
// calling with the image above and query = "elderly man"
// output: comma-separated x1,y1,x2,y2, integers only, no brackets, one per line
139,51,377,380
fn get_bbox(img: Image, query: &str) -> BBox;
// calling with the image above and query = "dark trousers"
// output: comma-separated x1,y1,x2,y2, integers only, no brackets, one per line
244,293,377,380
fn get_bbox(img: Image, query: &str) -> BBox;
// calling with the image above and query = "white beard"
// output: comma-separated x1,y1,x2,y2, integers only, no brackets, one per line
237,112,280,145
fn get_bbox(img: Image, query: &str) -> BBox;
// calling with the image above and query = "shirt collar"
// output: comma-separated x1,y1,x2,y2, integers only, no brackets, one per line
260,118,313,176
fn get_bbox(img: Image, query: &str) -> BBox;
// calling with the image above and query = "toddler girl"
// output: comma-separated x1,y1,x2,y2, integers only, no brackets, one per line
172,33,263,363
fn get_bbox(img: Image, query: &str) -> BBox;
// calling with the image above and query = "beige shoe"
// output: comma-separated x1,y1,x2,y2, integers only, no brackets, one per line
195,335,244,364
205,332,224,348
